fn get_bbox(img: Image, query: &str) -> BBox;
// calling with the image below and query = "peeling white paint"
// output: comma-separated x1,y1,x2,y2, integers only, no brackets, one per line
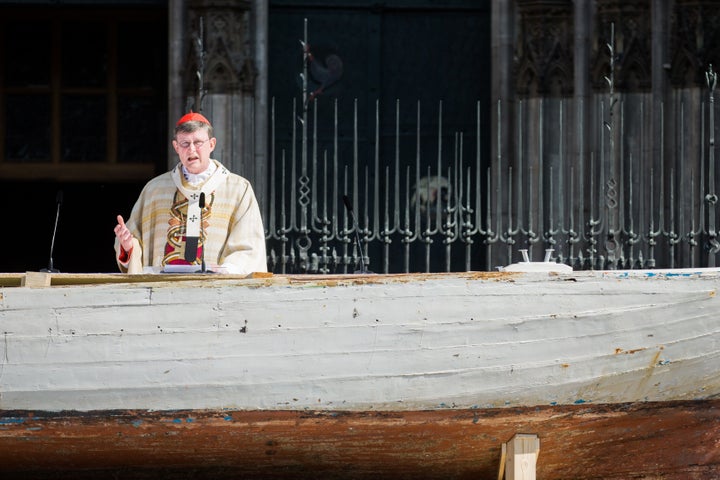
0,270,719,411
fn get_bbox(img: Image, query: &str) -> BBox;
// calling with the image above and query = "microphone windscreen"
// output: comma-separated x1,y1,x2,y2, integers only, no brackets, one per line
342,195,353,212
199,192,205,209
56,190,64,205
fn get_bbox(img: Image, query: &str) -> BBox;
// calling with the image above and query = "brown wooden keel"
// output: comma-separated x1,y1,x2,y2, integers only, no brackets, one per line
1,400,718,479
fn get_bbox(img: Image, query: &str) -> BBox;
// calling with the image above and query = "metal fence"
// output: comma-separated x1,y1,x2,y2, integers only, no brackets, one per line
264,70,720,274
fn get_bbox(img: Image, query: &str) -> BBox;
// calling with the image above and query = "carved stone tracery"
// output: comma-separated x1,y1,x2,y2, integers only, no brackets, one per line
515,0,574,96
591,0,652,93
185,0,255,107
670,0,720,88
515,0,720,93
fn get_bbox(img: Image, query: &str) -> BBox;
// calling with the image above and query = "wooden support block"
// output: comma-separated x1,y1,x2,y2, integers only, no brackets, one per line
21,271,52,288
504,433,540,480
497,442,507,480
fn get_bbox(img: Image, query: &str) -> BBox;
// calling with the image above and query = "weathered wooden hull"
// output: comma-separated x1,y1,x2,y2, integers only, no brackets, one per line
1,269,719,477
1,401,719,479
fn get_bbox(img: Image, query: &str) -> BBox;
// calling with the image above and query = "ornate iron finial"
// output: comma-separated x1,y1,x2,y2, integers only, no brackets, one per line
297,17,343,121
707,64,717,97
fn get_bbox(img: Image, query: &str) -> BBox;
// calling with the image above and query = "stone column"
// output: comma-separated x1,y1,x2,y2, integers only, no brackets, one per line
490,0,515,268
651,0,669,267
574,0,592,249
182,0,263,191
168,0,187,169
252,0,269,213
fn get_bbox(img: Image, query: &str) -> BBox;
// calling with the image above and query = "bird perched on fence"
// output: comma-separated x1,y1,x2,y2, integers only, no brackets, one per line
300,40,343,111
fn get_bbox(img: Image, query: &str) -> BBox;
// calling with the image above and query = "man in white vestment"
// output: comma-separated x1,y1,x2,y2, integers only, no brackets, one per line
113,112,267,275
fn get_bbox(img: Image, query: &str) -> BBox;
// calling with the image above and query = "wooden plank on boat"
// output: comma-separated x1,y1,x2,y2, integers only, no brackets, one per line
20,271,51,288
1,271,273,288
504,434,539,480
497,442,507,480
1,402,716,479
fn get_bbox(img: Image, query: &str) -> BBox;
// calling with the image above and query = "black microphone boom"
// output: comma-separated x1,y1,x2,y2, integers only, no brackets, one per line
41,190,63,273
342,194,370,274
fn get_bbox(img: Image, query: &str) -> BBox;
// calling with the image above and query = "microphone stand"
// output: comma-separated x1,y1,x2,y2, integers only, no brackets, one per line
41,191,63,273
196,192,213,274
342,195,372,274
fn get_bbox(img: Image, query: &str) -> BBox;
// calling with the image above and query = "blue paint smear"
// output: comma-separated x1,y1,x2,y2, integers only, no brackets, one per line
573,399,587,404
132,420,143,427
224,416,233,421
186,418,194,423
172,418,182,424
612,270,706,279
0,418,25,425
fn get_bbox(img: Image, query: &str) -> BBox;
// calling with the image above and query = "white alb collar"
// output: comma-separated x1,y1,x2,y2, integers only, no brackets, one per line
182,160,217,186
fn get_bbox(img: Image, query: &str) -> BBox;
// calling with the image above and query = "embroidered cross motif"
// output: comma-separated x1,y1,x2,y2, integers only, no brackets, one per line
190,193,199,200
189,215,198,222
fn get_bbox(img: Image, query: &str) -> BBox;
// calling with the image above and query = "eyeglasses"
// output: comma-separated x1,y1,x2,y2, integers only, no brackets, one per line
177,139,210,149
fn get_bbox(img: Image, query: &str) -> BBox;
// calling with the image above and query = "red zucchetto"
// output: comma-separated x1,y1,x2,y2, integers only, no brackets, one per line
176,112,211,126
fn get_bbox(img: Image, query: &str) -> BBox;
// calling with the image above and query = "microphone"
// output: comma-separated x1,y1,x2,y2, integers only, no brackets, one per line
196,192,213,273
41,190,63,273
342,194,371,274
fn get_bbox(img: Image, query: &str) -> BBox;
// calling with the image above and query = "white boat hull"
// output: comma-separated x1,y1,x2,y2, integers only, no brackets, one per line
1,270,719,412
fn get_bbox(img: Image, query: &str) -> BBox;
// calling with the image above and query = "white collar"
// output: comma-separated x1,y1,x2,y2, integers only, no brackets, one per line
182,160,217,186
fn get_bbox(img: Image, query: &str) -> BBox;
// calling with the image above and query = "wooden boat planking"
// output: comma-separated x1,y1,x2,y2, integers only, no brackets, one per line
1,269,720,478
0,400,719,479
0,400,720,480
